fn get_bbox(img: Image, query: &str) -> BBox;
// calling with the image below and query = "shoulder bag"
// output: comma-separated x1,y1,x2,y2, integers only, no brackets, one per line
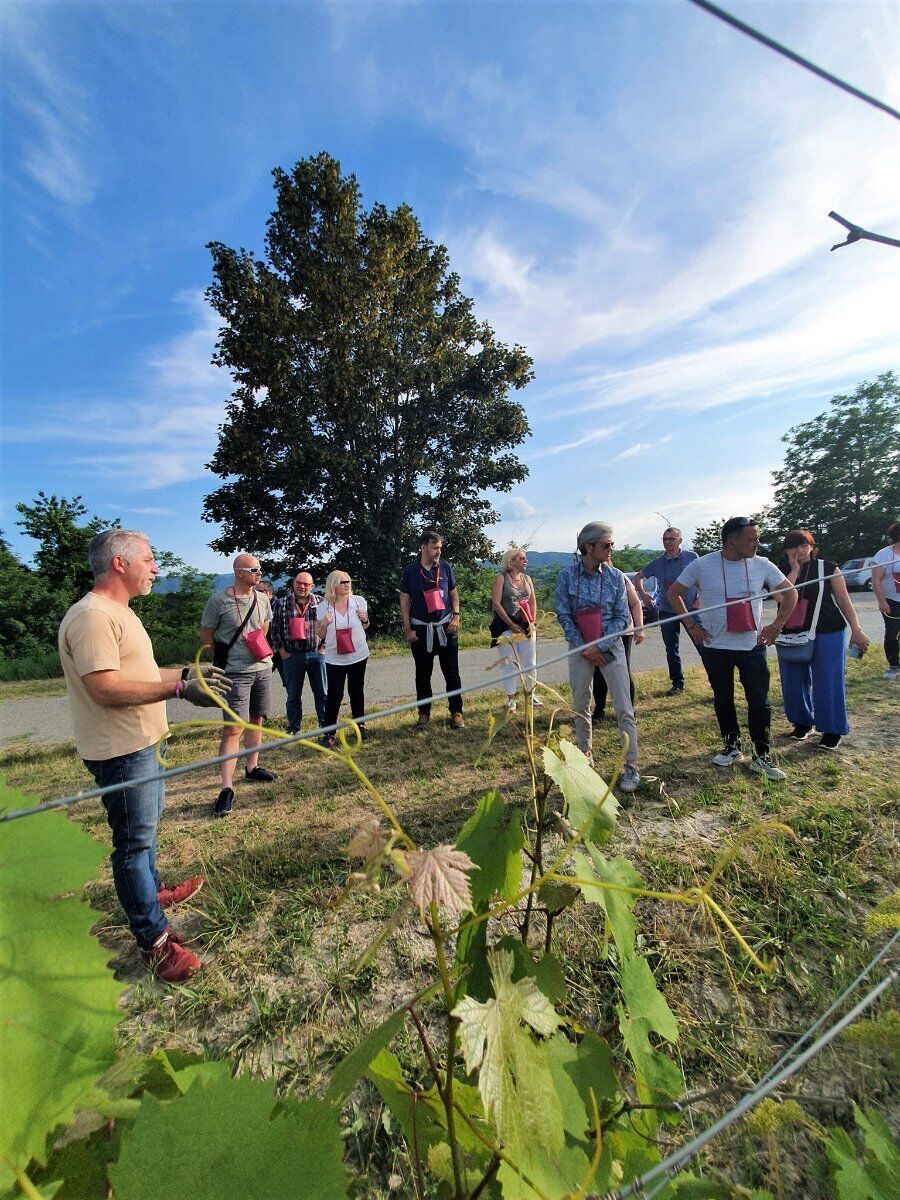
213,592,257,669
775,560,824,663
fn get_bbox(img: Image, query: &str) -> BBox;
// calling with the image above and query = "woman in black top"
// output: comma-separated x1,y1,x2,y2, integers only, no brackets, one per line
776,530,869,750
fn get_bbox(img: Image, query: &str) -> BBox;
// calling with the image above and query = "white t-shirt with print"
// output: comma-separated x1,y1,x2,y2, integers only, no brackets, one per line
873,546,900,601
677,553,787,650
316,598,370,665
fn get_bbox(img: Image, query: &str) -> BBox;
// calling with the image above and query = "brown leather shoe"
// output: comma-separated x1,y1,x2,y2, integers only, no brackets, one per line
414,713,430,729
450,713,465,730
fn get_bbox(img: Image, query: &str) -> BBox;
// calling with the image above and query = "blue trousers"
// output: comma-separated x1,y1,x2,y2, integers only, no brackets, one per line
659,611,704,687
282,649,327,732
83,743,168,950
778,629,849,736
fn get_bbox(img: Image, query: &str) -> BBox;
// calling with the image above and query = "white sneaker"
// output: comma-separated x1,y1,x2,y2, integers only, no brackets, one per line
619,764,640,794
884,667,900,681
531,695,544,708
506,698,517,713
748,756,787,782
712,744,744,767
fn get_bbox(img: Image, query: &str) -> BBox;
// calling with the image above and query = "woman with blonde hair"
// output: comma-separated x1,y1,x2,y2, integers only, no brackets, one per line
316,570,371,746
490,546,541,713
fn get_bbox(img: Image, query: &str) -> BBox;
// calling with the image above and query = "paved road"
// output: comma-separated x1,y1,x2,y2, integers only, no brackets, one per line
0,595,885,746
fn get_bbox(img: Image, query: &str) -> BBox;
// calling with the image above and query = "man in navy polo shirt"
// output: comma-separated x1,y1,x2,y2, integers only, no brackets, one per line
635,528,701,695
399,529,464,729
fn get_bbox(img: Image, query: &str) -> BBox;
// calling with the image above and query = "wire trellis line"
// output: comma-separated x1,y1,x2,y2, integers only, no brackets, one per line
0,555,895,824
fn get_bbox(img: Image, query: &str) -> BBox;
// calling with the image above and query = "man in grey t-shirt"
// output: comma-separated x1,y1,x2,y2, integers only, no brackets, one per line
200,552,276,818
668,517,797,780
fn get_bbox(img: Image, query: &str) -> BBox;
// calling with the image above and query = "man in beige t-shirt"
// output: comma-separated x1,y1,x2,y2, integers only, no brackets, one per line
59,530,230,982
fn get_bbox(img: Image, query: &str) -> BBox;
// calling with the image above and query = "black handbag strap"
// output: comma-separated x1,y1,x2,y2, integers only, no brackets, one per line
222,590,257,654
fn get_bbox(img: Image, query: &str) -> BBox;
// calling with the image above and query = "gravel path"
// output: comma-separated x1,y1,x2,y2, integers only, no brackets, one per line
0,597,885,746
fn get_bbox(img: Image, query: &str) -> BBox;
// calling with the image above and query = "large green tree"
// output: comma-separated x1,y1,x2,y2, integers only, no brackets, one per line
767,372,899,561
203,153,533,612
15,493,109,600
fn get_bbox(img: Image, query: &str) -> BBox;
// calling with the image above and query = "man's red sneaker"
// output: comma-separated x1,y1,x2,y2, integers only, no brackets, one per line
157,875,204,908
141,930,201,983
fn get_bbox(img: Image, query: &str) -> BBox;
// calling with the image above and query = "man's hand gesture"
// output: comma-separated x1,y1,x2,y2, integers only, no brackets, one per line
183,665,232,707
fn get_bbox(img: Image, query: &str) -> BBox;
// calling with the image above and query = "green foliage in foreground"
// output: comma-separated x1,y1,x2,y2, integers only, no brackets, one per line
1,683,897,1197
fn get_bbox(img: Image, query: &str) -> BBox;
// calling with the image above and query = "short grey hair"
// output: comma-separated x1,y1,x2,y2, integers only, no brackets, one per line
664,527,682,537
576,522,613,554
88,529,151,578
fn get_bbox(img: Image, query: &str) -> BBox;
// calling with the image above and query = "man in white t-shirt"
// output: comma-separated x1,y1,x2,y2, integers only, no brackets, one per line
668,517,797,780
59,530,231,982
871,520,900,680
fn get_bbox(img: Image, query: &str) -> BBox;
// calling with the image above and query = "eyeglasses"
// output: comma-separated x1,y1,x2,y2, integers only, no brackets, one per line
595,541,614,550
239,567,262,575
338,578,351,584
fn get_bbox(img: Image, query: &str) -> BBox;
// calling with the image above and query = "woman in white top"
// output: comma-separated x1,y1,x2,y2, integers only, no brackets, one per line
315,570,371,746
872,519,900,680
490,547,541,713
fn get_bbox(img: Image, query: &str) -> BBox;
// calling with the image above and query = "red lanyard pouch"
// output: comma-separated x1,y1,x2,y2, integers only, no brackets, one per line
574,568,604,644
721,556,756,633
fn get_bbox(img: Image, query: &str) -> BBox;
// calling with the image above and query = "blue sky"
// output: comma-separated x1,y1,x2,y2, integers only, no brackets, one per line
2,0,898,571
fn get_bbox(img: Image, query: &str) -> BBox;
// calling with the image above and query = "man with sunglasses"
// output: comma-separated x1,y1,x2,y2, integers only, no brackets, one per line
668,517,797,781
554,521,641,793
200,553,277,817
399,529,464,729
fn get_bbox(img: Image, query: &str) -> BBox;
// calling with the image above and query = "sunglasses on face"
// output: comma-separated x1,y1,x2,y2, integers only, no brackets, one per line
240,567,262,574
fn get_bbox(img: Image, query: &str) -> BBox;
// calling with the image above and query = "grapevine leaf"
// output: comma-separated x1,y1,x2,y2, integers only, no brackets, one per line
493,935,567,1005
452,949,564,1160
454,904,492,1001
0,776,126,1191
570,844,642,961
456,791,524,906
542,741,618,843
323,1006,409,1104
617,956,680,1120
497,1140,598,1199
404,845,477,917
545,1031,618,1139
621,956,679,1043
346,818,386,864
109,1075,349,1199
475,707,512,764
365,1050,489,1162
825,1107,900,1200
855,1106,900,1180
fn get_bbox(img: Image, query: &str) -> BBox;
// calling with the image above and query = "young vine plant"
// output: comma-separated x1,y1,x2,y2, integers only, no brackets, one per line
1,651,892,1199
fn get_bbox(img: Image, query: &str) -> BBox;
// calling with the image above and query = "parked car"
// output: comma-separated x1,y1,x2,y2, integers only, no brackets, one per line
840,557,877,591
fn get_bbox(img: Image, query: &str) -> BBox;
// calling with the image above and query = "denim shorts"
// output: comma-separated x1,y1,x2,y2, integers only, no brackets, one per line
225,669,271,721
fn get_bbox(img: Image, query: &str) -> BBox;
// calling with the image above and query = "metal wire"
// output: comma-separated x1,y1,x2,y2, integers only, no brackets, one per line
0,555,894,824
686,0,900,122
606,959,900,1200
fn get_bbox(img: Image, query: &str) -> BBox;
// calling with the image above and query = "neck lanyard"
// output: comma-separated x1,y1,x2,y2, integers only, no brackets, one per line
506,571,527,597
292,595,311,618
420,561,441,589
720,554,750,596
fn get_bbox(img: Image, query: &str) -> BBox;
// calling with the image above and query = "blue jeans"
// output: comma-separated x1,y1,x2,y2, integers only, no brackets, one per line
282,650,327,732
659,611,704,687
778,629,850,736
83,743,168,951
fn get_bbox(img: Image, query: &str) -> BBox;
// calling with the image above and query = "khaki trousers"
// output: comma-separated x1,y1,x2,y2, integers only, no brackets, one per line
568,639,638,762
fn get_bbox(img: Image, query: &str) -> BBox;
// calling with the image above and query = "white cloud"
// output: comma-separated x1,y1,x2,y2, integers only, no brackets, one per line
611,436,672,463
530,424,624,459
2,6,99,206
497,495,544,520
4,290,231,488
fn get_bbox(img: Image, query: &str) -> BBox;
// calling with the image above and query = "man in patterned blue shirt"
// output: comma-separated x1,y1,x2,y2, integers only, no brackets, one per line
555,521,640,794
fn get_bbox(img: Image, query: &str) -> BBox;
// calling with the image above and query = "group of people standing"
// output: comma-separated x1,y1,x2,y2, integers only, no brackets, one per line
57,518,894,982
